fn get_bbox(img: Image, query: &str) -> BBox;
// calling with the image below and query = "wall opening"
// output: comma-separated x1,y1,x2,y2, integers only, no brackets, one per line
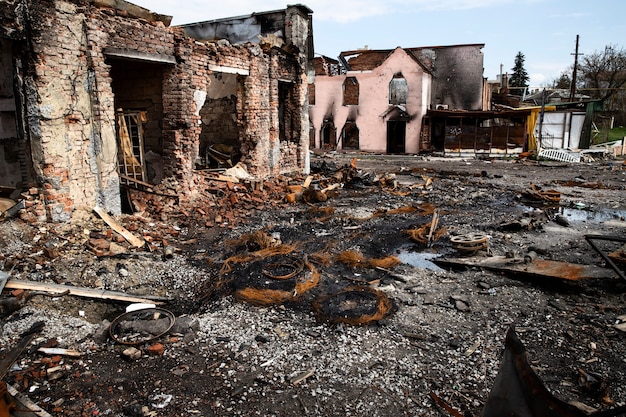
389,74,407,105
308,83,315,105
0,38,31,200
309,121,316,148
278,80,299,144
342,121,359,149
110,59,165,186
321,120,336,150
200,72,242,169
387,120,406,153
343,76,359,105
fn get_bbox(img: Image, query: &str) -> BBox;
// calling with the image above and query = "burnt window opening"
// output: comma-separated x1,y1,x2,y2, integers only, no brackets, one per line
279,81,299,144
389,74,407,105
321,120,336,150
343,77,359,105
308,83,315,105
200,72,242,169
342,121,359,149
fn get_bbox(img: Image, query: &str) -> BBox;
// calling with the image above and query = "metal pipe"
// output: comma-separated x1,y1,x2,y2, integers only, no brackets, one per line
584,234,626,281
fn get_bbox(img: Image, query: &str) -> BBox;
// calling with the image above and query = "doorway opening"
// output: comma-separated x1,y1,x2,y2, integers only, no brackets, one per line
386,120,406,153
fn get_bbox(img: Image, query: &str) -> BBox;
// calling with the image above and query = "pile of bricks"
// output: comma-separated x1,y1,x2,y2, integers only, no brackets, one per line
18,187,47,224
127,175,296,229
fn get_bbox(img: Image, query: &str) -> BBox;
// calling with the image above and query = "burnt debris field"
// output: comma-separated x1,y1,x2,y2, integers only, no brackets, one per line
1,153,625,417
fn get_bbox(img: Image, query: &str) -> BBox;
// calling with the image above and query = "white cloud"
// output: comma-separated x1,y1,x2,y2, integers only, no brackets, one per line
134,0,526,24
304,0,522,22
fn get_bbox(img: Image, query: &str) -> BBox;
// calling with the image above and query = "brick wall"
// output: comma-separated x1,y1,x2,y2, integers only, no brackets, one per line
10,0,310,221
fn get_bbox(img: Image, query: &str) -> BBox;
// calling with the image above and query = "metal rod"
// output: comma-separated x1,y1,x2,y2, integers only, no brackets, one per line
584,235,626,281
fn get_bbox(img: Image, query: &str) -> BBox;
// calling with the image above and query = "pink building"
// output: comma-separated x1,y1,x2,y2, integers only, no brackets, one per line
309,44,488,154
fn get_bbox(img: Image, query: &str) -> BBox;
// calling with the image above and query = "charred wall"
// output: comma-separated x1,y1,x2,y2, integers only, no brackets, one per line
413,45,485,111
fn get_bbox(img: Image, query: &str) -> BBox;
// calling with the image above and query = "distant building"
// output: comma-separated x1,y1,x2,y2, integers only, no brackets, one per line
309,44,489,154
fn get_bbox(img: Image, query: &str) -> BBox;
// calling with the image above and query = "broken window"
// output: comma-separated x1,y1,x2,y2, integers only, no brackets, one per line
342,121,359,149
343,77,359,106
389,74,407,105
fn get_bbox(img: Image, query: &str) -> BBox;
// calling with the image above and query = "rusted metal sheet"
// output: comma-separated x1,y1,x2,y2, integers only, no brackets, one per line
435,256,613,281
483,327,589,417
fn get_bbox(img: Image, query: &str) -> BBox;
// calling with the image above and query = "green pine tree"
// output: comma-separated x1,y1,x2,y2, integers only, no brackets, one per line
510,51,530,89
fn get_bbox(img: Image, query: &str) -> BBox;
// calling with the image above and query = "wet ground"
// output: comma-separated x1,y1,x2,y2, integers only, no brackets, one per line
0,153,625,416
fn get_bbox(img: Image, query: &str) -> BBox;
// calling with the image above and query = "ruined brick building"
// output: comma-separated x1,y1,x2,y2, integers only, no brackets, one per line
309,44,489,154
0,0,313,222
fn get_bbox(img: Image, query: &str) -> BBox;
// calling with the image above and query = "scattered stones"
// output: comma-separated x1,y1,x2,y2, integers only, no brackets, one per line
122,347,142,360
0,155,625,416
455,299,470,312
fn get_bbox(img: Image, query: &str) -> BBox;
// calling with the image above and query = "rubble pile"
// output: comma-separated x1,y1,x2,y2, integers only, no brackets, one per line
0,154,625,416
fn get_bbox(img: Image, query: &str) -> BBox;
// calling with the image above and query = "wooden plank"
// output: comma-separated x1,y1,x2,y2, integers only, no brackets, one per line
7,383,53,417
197,171,239,183
434,256,614,281
214,174,239,183
118,173,154,189
0,322,43,379
4,280,165,304
93,206,145,248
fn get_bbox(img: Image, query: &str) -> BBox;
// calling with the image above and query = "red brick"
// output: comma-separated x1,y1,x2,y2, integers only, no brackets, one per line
146,343,164,356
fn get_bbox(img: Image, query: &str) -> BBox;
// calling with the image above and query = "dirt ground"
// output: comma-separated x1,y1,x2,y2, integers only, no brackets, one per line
1,152,626,417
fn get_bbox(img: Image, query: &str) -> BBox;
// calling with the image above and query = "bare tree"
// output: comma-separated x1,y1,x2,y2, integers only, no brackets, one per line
578,44,626,100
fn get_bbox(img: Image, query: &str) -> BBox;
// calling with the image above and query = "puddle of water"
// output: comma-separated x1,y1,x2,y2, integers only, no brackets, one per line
558,207,626,223
397,250,443,271
519,204,626,224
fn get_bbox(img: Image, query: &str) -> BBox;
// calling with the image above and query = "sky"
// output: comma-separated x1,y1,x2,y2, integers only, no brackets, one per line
129,0,626,89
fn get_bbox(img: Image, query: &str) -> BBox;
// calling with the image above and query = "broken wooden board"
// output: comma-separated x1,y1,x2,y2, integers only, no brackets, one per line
118,173,154,189
435,256,614,281
93,205,145,248
212,174,239,183
4,280,166,304
0,322,44,379
6,383,53,417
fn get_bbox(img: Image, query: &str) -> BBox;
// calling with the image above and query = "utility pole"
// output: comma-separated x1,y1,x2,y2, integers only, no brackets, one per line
569,35,583,102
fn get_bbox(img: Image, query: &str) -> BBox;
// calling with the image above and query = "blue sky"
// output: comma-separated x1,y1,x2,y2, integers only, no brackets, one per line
130,0,626,88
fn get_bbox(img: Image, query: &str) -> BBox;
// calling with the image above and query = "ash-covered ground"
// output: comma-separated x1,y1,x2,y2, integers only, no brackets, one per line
1,153,625,417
